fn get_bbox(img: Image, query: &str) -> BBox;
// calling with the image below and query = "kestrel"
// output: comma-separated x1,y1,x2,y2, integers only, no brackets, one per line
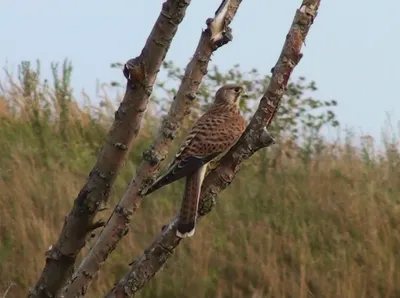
143,84,247,238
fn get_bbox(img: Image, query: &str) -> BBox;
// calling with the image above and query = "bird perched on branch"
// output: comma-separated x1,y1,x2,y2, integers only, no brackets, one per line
142,84,247,238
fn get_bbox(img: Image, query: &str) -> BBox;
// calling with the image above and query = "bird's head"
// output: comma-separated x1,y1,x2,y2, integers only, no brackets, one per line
215,84,248,107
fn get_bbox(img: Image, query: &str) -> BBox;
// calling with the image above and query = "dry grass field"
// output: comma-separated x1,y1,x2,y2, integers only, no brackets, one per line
1,63,399,297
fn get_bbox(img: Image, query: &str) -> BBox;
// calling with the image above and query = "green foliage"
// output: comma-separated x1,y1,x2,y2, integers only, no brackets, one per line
154,61,339,140
111,60,339,140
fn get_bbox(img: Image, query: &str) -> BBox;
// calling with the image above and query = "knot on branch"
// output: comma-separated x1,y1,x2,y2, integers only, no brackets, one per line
161,116,178,140
162,128,177,140
115,205,134,220
186,91,197,101
113,142,128,151
143,146,164,166
198,196,216,216
123,57,145,83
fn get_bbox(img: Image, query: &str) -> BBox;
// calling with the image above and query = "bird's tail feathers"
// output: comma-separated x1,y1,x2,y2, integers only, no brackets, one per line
176,165,207,238
176,222,196,238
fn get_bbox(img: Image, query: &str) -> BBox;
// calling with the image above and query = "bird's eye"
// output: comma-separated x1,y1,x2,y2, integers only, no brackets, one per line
234,87,241,93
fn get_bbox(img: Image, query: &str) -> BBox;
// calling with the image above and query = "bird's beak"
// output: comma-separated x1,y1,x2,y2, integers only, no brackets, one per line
235,89,247,105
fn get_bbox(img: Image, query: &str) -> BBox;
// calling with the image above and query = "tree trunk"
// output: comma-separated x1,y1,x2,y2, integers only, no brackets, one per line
28,1,191,297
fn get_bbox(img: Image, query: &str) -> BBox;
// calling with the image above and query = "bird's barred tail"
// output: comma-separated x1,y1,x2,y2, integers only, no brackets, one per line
176,166,207,238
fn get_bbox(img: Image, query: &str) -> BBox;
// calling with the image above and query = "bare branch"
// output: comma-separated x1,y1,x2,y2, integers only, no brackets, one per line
104,1,321,297
28,1,191,297
60,1,243,297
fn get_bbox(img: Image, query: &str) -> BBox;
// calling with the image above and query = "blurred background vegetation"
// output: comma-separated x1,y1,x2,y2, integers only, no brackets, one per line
0,59,399,298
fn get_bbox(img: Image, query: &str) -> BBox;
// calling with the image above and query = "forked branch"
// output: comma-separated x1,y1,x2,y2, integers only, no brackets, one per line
28,1,191,297
60,1,244,297
104,0,321,297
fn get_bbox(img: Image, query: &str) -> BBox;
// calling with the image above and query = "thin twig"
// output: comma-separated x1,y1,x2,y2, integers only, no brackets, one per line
104,1,321,297
28,1,191,297
61,1,243,297
2,282,16,298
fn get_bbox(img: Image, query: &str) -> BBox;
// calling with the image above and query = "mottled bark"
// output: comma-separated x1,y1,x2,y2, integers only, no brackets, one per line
60,1,243,297
104,1,321,297
28,1,191,297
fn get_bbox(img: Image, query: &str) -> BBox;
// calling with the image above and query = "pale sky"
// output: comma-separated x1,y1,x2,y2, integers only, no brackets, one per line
1,0,399,142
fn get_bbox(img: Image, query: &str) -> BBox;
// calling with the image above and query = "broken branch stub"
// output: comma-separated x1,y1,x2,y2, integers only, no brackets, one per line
28,1,191,298
207,0,235,48
105,1,322,297
61,1,243,297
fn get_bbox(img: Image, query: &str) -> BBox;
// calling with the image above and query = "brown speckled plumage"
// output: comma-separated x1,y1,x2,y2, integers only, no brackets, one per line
143,84,247,237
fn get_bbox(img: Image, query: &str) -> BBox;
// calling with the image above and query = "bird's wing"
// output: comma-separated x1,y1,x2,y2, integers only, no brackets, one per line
176,165,207,238
143,110,245,197
142,116,221,196
143,150,219,196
